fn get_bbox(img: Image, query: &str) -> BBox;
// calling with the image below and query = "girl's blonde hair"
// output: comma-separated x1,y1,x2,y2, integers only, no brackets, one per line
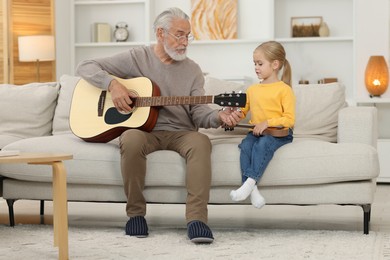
255,41,292,86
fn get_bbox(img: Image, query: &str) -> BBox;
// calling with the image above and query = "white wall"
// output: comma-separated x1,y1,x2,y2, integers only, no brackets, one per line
55,0,71,79
355,0,390,99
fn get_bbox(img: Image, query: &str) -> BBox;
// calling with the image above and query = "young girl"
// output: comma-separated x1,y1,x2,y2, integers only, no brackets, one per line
230,41,295,208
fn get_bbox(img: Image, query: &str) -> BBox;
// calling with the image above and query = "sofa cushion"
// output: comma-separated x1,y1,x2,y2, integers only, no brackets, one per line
204,76,247,95
0,135,23,149
52,74,81,135
0,134,122,184
210,139,379,187
293,83,347,142
0,134,379,187
0,82,59,139
204,76,248,110
0,135,186,186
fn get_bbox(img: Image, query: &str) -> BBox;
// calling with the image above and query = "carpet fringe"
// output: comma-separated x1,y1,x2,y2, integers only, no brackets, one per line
383,233,390,259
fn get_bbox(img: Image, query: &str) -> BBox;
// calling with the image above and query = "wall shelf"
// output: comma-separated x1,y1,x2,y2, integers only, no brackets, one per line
75,42,147,47
74,0,146,5
188,37,354,45
356,97,390,104
275,37,353,43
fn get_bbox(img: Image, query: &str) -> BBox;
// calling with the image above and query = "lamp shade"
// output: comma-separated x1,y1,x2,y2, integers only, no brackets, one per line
364,55,389,97
18,35,55,62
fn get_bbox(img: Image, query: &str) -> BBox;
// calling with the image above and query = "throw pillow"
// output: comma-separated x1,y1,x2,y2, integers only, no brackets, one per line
200,76,251,140
293,83,348,142
52,74,81,135
204,76,248,110
0,82,60,139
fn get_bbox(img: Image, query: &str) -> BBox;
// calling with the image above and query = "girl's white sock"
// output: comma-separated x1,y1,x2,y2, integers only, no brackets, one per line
251,188,266,209
230,178,256,201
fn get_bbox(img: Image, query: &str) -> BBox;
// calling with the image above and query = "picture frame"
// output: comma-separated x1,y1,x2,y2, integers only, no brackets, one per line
291,16,323,37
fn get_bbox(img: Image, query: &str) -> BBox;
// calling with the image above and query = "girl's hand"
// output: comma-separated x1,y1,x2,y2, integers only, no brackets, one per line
253,121,268,136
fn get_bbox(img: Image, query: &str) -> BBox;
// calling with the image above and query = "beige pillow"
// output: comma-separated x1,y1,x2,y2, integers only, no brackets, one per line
200,76,250,139
204,76,247,95
204,76,247,110
52,74,81,135
293,83,347,142
0,82,59,138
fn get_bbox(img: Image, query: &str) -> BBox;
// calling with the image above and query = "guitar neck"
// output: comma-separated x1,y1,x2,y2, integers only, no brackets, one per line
235,124,253,129
134,95,214,107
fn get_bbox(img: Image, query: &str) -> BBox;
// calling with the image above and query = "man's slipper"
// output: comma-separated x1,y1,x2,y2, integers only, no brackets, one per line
187,220,214,244
125,216,149,238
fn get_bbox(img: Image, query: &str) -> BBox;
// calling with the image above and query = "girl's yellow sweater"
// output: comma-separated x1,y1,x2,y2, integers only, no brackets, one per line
241,81,295,128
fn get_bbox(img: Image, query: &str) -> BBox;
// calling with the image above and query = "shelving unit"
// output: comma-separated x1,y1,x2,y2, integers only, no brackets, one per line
70,0,150,72
70,0,355,93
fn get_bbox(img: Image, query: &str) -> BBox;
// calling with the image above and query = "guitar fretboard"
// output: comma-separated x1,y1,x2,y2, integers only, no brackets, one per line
135,95,214,107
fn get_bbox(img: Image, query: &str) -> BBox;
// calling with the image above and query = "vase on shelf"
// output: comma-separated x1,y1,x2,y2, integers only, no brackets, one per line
319,22,330,37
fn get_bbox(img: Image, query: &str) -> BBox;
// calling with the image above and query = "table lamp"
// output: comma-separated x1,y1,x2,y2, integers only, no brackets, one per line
18,35,55,82
364,55,389,97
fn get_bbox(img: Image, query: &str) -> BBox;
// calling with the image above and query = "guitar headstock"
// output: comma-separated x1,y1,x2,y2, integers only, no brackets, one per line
214,92,246,107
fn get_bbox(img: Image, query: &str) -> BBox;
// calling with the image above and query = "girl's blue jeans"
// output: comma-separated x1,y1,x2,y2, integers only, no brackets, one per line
239,129,293,183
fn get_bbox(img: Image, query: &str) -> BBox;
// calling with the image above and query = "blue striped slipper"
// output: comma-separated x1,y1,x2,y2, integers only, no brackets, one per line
125,216,149,238
187,220,214,244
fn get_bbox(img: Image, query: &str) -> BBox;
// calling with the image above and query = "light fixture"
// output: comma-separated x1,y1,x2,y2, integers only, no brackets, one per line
18,35,55,82
364,55,389,97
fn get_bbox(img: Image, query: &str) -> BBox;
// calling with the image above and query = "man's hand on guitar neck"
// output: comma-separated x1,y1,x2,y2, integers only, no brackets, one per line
109,79,136,113
218,107,243,127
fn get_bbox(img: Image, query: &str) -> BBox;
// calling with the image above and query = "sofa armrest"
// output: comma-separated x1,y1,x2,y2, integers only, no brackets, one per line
337,106,377,147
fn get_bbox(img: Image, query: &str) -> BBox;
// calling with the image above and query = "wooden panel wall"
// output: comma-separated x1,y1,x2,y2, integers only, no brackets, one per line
0,0,7,83
9,0,55,84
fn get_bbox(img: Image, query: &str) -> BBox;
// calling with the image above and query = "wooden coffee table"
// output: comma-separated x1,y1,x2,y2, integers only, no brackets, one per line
0,153,73,260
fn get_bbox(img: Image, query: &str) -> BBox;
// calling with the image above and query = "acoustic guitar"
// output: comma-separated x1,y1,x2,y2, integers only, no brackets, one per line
70,77,246,143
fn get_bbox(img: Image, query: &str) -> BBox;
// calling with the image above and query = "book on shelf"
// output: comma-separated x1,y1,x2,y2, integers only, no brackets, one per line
318,78,338,84
92,23,111,43
0,150,20,157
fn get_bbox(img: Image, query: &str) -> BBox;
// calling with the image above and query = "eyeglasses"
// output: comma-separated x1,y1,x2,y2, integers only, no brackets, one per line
165,31,194,44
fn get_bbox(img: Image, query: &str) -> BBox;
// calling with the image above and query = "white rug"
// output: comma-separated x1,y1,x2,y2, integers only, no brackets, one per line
0,224,389,260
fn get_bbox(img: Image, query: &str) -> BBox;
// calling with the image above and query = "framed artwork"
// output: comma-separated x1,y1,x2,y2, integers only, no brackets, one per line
191,0,238,40
291,16,323,37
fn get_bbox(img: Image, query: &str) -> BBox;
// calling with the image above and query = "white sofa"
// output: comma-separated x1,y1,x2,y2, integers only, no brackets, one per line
0,75,379,234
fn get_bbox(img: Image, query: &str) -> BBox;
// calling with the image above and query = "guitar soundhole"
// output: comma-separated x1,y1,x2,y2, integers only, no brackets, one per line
104,90,138,125
105,107,133,125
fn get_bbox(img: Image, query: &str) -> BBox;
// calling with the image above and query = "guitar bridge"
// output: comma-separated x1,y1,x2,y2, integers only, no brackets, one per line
98,91,106,117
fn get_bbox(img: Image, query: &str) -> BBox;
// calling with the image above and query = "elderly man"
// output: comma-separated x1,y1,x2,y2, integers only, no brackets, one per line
76,7,241,244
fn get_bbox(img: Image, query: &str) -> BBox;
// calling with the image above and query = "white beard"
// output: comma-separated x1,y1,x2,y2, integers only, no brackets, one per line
164,42,187,61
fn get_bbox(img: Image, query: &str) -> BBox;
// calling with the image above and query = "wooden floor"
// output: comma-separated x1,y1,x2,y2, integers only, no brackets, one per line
1,184,389,233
